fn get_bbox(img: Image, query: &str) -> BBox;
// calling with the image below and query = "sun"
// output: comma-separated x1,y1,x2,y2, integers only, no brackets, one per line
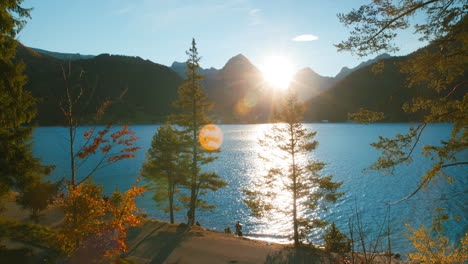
259,55,295,89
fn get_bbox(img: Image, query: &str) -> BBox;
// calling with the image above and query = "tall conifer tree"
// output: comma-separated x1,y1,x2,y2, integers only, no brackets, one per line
338,0,467,203
171,39,227,226
0,0,52,203
140,124,188,223
338,1,467,258
244,89,343,246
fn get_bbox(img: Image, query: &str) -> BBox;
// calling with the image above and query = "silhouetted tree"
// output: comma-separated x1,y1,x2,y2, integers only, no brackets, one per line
323,221,351,253
55,65,145,259
339,0,467,203
0,0,53,207
140,124,188,223
17,181,59,222
244,89,343,246
338,3,467,258
171,39,227,226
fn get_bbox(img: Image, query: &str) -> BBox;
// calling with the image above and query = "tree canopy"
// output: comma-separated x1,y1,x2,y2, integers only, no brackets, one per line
244,89,343,246
0,0,53,203
338,0,467,203
141,124,188,223
170,39,227,226
338,1,467,259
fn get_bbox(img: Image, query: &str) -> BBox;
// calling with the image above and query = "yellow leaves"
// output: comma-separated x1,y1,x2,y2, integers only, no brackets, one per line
56,181,145,258
371,60,385,74
348,108,385,124
406,224,468,263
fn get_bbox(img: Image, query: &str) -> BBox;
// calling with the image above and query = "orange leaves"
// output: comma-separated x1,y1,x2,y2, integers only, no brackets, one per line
107,154,137,163
101,145,111,153
95,100,112,121
83,128,94,140
56,181,145,258
121,147,140,153
59,122,143,259
77,125,140,163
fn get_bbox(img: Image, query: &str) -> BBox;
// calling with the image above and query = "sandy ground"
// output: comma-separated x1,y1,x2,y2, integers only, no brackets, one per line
122,220,350,264
1,198,404,264
123,221,291,264
1,199,330,263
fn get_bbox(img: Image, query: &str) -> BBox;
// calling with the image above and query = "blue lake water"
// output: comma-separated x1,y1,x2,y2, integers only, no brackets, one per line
32,123,466,254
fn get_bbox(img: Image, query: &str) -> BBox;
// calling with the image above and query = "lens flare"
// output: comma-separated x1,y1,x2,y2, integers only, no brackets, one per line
234,93,258,117
199,124,223,151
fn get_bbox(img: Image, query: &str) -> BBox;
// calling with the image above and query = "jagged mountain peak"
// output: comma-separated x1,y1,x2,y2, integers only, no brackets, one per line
223,54,253,68
230,53,249,61
335,53,392,80
221,54,259,76
171,61,185,67
295,67,319,76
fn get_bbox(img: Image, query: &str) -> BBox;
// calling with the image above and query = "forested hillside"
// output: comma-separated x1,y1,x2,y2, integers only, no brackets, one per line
17,44,182,125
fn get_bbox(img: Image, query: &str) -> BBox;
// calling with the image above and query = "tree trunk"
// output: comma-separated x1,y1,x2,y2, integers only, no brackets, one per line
187,68,198,227
69,124,75,186
293,188,299,246
290,123,299,246
187,187,196,226
169,185,174,224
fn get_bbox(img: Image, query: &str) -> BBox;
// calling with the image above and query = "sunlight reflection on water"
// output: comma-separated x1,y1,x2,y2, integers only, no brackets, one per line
33,123,467,253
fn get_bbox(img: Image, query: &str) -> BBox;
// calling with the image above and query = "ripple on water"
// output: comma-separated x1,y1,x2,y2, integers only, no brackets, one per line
33,123,466,253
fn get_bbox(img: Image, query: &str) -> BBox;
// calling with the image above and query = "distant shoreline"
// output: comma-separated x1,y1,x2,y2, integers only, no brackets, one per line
28,121,452,127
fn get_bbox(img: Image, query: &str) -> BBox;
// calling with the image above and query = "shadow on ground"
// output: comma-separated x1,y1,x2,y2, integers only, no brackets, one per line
125,221,202,264
264,247,333,264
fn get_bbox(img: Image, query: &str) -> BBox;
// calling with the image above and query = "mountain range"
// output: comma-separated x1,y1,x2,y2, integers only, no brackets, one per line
16,43,453,124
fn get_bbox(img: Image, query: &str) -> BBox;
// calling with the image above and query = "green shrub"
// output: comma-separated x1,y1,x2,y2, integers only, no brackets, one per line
322,222,351,253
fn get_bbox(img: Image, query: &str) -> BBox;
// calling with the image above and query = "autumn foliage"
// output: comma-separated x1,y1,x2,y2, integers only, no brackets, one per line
77,124,139,164
57,92,145,261
406,224,467,263
56,180,145,258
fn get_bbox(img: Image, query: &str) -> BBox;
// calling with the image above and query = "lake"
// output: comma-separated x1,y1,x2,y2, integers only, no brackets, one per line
32,123,466,254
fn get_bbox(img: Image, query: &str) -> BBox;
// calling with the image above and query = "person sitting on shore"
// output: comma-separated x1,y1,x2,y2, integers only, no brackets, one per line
224,227,231,234
235,221,243,237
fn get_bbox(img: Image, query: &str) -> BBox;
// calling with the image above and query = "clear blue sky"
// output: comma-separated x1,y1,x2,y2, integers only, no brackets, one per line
19,0,426,77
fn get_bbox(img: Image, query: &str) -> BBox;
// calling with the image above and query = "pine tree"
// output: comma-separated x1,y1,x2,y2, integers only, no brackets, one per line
17,180,59,222
140,124,188,223
0,0,53,204
244,89,343,246
323,221,351,253
338,0,467,203
171,39,227,226
338,1,466,259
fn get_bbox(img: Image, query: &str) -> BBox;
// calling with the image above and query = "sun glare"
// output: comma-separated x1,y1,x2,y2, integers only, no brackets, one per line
260,56,295,89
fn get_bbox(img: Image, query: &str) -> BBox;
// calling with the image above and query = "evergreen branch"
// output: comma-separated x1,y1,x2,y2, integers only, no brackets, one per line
439,190,468,201
386,176,430,204
357,0,440,48
386,160,467,204
441,161,468,168
445,80,467,98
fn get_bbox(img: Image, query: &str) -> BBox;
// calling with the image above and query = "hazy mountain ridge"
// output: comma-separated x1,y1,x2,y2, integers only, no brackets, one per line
18,44,425,124
170,53,392,102
289,67,337,100
31,47,95,60
203,54,275,123
334,53,391,81
303,50,465,122
16,44,182,125
170,61,219,77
